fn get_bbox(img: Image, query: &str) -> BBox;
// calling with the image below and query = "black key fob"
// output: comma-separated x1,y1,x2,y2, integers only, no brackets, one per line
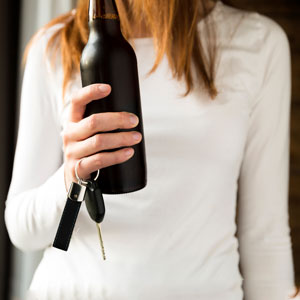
53,182,87,251
85,180,105,223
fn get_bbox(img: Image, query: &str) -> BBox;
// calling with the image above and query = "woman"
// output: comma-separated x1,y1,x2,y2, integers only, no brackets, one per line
4,0,298,299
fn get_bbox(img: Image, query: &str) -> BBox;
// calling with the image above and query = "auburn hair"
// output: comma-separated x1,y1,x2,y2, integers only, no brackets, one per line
24,0,219,104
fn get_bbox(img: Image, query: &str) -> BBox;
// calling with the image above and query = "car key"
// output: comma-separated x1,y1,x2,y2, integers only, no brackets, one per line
85,179,106,260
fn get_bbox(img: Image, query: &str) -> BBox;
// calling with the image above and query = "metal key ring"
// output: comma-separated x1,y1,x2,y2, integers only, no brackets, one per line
75,158,100,185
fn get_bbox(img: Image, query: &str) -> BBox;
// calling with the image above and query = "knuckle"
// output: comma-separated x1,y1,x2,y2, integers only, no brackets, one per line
86,85,93,96
95,154,104,168
118,111,127,127
64,148,73,160
62,131,69,146
87,115,97,131
125,132,132,145
69,94,77,107
119,150,128,162
116,133,127,147
61,124,73,146
88,84,97,96
93,134,103,149
111,152,119,164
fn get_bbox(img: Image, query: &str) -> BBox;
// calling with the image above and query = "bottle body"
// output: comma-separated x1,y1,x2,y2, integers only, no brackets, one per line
80,19,147,194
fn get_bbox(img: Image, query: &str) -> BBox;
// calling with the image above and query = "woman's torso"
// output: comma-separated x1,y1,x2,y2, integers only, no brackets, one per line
27,2,276,299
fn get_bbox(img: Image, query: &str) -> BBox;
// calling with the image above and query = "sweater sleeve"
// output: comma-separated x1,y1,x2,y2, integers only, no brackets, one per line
236,18,296,300
4,29,68,252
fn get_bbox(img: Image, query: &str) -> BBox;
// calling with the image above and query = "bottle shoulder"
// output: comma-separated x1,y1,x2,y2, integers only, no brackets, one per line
80,34,137,66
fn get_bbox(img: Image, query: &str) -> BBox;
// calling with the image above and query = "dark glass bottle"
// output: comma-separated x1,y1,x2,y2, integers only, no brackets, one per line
80,0,147,194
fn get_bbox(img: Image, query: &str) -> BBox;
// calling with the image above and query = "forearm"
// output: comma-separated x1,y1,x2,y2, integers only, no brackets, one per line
5,164,67,251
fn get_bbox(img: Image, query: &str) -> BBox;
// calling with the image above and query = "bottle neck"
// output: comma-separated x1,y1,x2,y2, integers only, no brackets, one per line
89,0,121,37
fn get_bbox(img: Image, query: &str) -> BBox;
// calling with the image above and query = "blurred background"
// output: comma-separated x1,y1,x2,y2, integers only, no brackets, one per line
0,0,299,299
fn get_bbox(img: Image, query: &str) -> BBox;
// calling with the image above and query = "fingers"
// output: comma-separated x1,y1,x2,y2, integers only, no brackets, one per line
68,84,111,123
63,83,142,187
66,131,143,158
67,111,139,141
75,147,135,180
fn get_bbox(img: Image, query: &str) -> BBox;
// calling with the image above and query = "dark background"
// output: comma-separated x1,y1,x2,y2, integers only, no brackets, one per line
0,0,21,299
0,0,299,299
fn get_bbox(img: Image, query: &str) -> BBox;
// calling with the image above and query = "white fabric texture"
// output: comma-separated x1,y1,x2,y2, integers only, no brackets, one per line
10,2,76,299
4,2,296,299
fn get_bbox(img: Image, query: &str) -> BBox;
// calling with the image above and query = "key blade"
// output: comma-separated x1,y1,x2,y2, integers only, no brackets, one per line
96,223,106,260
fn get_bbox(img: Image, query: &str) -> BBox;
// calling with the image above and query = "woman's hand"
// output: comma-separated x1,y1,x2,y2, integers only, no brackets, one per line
62,83,142,191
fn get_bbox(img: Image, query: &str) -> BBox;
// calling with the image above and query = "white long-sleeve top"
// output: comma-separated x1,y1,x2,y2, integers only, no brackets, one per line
4,1,296,299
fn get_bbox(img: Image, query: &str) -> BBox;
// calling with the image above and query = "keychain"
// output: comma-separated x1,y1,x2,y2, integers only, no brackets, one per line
53,159,106,260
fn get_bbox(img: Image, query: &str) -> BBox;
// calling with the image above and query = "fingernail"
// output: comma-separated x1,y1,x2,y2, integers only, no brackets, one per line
133,132,142,141
98,84,110,92
130,114,139,125
125,148,134,156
